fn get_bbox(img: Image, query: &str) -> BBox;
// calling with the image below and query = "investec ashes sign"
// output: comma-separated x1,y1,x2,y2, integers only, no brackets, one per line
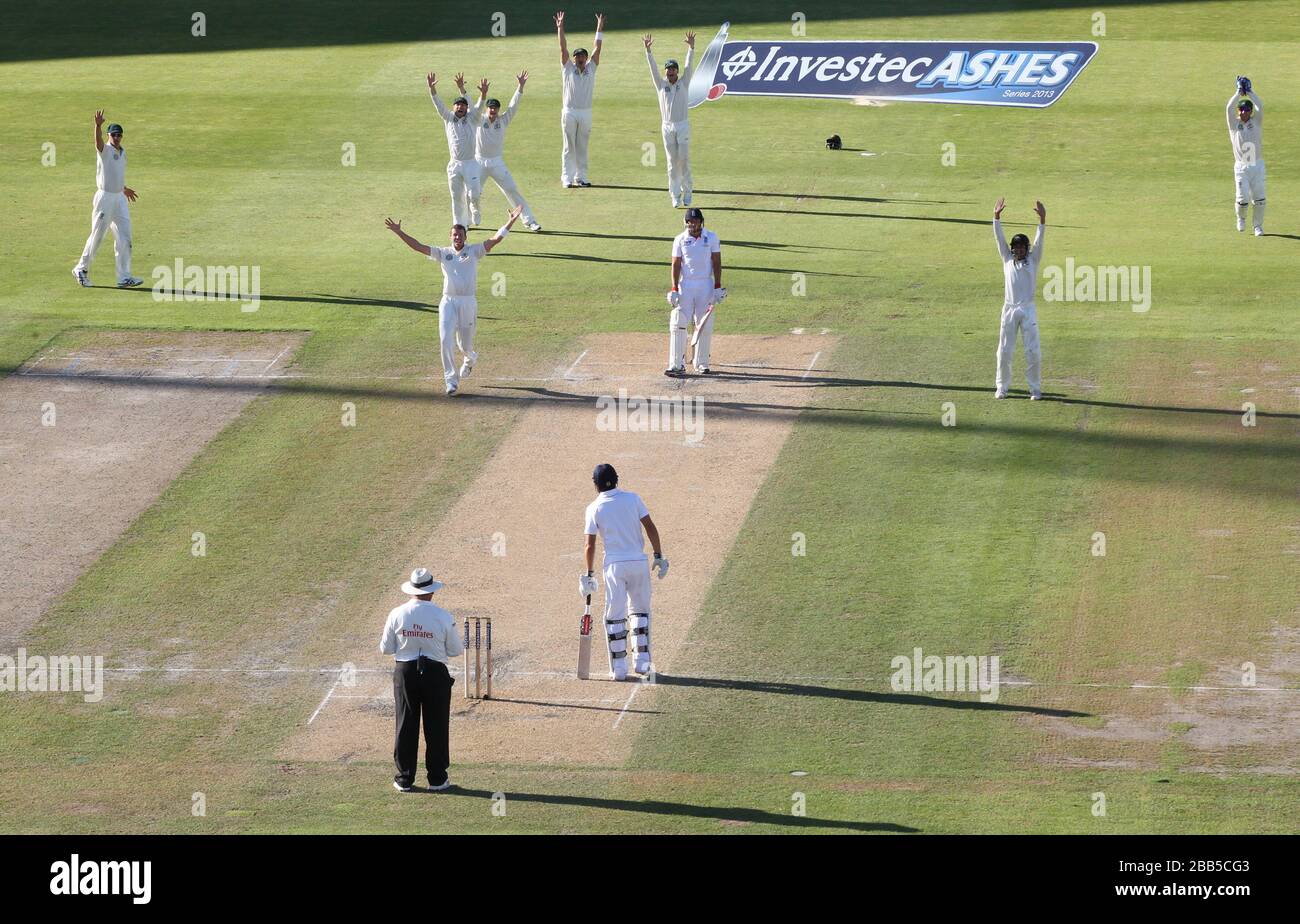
688,24,1097,109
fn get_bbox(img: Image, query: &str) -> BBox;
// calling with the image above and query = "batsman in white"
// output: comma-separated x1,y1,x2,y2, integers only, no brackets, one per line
384,206,523,395
428,71,486,228
643,31,696,208
580,464,667,681
556,11,604,188
992,197,1047,400
72,111,143,288
665,207,724,376
1228,76,1265,236
470,72,542,232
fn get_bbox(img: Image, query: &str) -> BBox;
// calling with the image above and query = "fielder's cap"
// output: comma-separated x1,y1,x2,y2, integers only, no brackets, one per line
573,47,589,56
1237,98,1254,109
401,567,444,596
487,98,501,108
592,463,618,492
453,96,469,105
106,123,123,134
664,59,680,69
684,207,704,222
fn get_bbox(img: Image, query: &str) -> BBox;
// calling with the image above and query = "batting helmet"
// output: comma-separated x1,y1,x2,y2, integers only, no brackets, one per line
592,464,618,492
684,207,704,223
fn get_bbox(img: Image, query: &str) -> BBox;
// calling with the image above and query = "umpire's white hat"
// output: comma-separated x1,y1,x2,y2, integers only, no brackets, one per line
400,568,444,595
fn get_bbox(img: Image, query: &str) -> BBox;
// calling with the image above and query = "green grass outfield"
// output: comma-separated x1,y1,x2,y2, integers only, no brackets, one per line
0,0,1297,833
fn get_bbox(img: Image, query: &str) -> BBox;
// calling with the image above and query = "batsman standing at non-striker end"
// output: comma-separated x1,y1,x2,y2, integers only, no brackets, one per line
665,207,724,376
72,110,143,288
992,197,1046,400
556,10,604,188
643,31,696,208
1227,76,1265,236
580,465,667,681
384,206,522,395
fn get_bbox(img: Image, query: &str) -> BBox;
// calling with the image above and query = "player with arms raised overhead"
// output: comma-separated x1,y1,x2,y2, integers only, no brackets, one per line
992,197,1046,401
428,71,487,229
1228,76,1265,235
384,206,522,395
556,11,604,188
470,71,542,231
644,31,696,208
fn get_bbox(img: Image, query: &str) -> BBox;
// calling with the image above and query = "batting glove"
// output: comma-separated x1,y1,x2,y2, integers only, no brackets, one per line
652,555,669,579
579,573,599,597
712,286,727,302
666,289,680,308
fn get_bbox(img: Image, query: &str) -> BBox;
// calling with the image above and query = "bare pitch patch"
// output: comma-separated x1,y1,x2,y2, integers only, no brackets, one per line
286,332,831,768
0,329,306,637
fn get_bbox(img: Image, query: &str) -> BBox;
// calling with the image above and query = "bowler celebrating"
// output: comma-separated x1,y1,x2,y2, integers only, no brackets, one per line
643,32,696,208
665,207,724,376
556,11,604,188
384,206,522,395
428,71,486,228
992,198,1047,400
470,72,542,231
581,464,667,681
72,111,142,288
1228,76,1265,235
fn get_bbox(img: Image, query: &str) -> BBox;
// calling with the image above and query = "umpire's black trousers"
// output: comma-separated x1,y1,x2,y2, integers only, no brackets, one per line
393,657,453,786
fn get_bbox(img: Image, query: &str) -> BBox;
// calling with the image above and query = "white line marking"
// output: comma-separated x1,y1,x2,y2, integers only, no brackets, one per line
802,351,822,380
564,349,590,379
613,682,643,729
262,345,293,375
306,676,341,725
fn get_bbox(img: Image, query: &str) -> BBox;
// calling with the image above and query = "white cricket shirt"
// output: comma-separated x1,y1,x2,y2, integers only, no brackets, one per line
96,143,127,193
380,598,465,662
432,92,481,162
993,220,1044,307
429,242,486,298
562,61,597,110
672,229,720,283
585,489,651,566
1226,93,1263,166
475,90,521,160
647,49,694,123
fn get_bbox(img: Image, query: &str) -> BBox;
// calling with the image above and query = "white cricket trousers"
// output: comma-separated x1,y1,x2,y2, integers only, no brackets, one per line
439,295,477,388
1234,162,1266,230
602,559,653,676
996,302,1041,394
561,108,592,185
446,159,482,227
669,281,714,370
77,190,133,281
661,120,692,203
474,156,536,224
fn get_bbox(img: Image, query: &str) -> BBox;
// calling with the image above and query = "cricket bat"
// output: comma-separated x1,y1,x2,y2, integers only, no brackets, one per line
689,305,715,350
576,595,593,680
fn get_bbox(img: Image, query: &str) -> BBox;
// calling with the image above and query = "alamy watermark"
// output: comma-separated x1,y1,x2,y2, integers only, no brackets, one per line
0,648,105,703
1042,258,1151,313
890,647,1000,702
596,389,705,445
152,259,261,312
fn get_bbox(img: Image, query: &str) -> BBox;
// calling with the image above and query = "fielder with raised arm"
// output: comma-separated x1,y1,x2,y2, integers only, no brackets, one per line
72,111,143,288
428,71,486,228
470,72,542,231
992,198,1047,400
556,11,604,188
644,32,695,208
665,207,724,376
384,206,522,395
1228,76,1265,235
580,464,667,681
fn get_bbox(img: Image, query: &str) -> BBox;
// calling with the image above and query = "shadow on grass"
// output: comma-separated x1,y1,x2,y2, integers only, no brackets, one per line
652,674,1090,718
496,251,874,277
443,786,919,832
486,696,661,716
588,184,969,208
98,286,514,317
527,228,876,254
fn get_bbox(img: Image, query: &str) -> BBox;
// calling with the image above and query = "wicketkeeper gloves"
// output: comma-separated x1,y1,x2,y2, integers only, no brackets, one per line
1237,75,1252,93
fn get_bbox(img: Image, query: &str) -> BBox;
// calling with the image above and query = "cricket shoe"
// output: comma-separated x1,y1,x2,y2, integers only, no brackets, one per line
671,199,683,209
427,776,452,792
393,780,414,793
609,668,630,682
633,657,652,675
72,267,90,287
683,194,693,206
694,366,710,375
524,220,542,232
1254,227,1264,236
117,276,144,288
469,210,482,227
446,384,459,396
664,366,686,377
1236,218,1246,232
994,389,1008,399
577,180,592,187
459,354,477,380
1030,390,1043,401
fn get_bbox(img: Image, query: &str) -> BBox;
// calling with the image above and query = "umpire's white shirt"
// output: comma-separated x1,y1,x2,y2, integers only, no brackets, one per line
380,599,464,662
673,229,719,283
562,61,597,110
96,144,127,193
585,489,650,565
430,242,486,298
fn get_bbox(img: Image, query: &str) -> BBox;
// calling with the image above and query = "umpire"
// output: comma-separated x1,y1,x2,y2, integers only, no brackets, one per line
379,568,464,792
